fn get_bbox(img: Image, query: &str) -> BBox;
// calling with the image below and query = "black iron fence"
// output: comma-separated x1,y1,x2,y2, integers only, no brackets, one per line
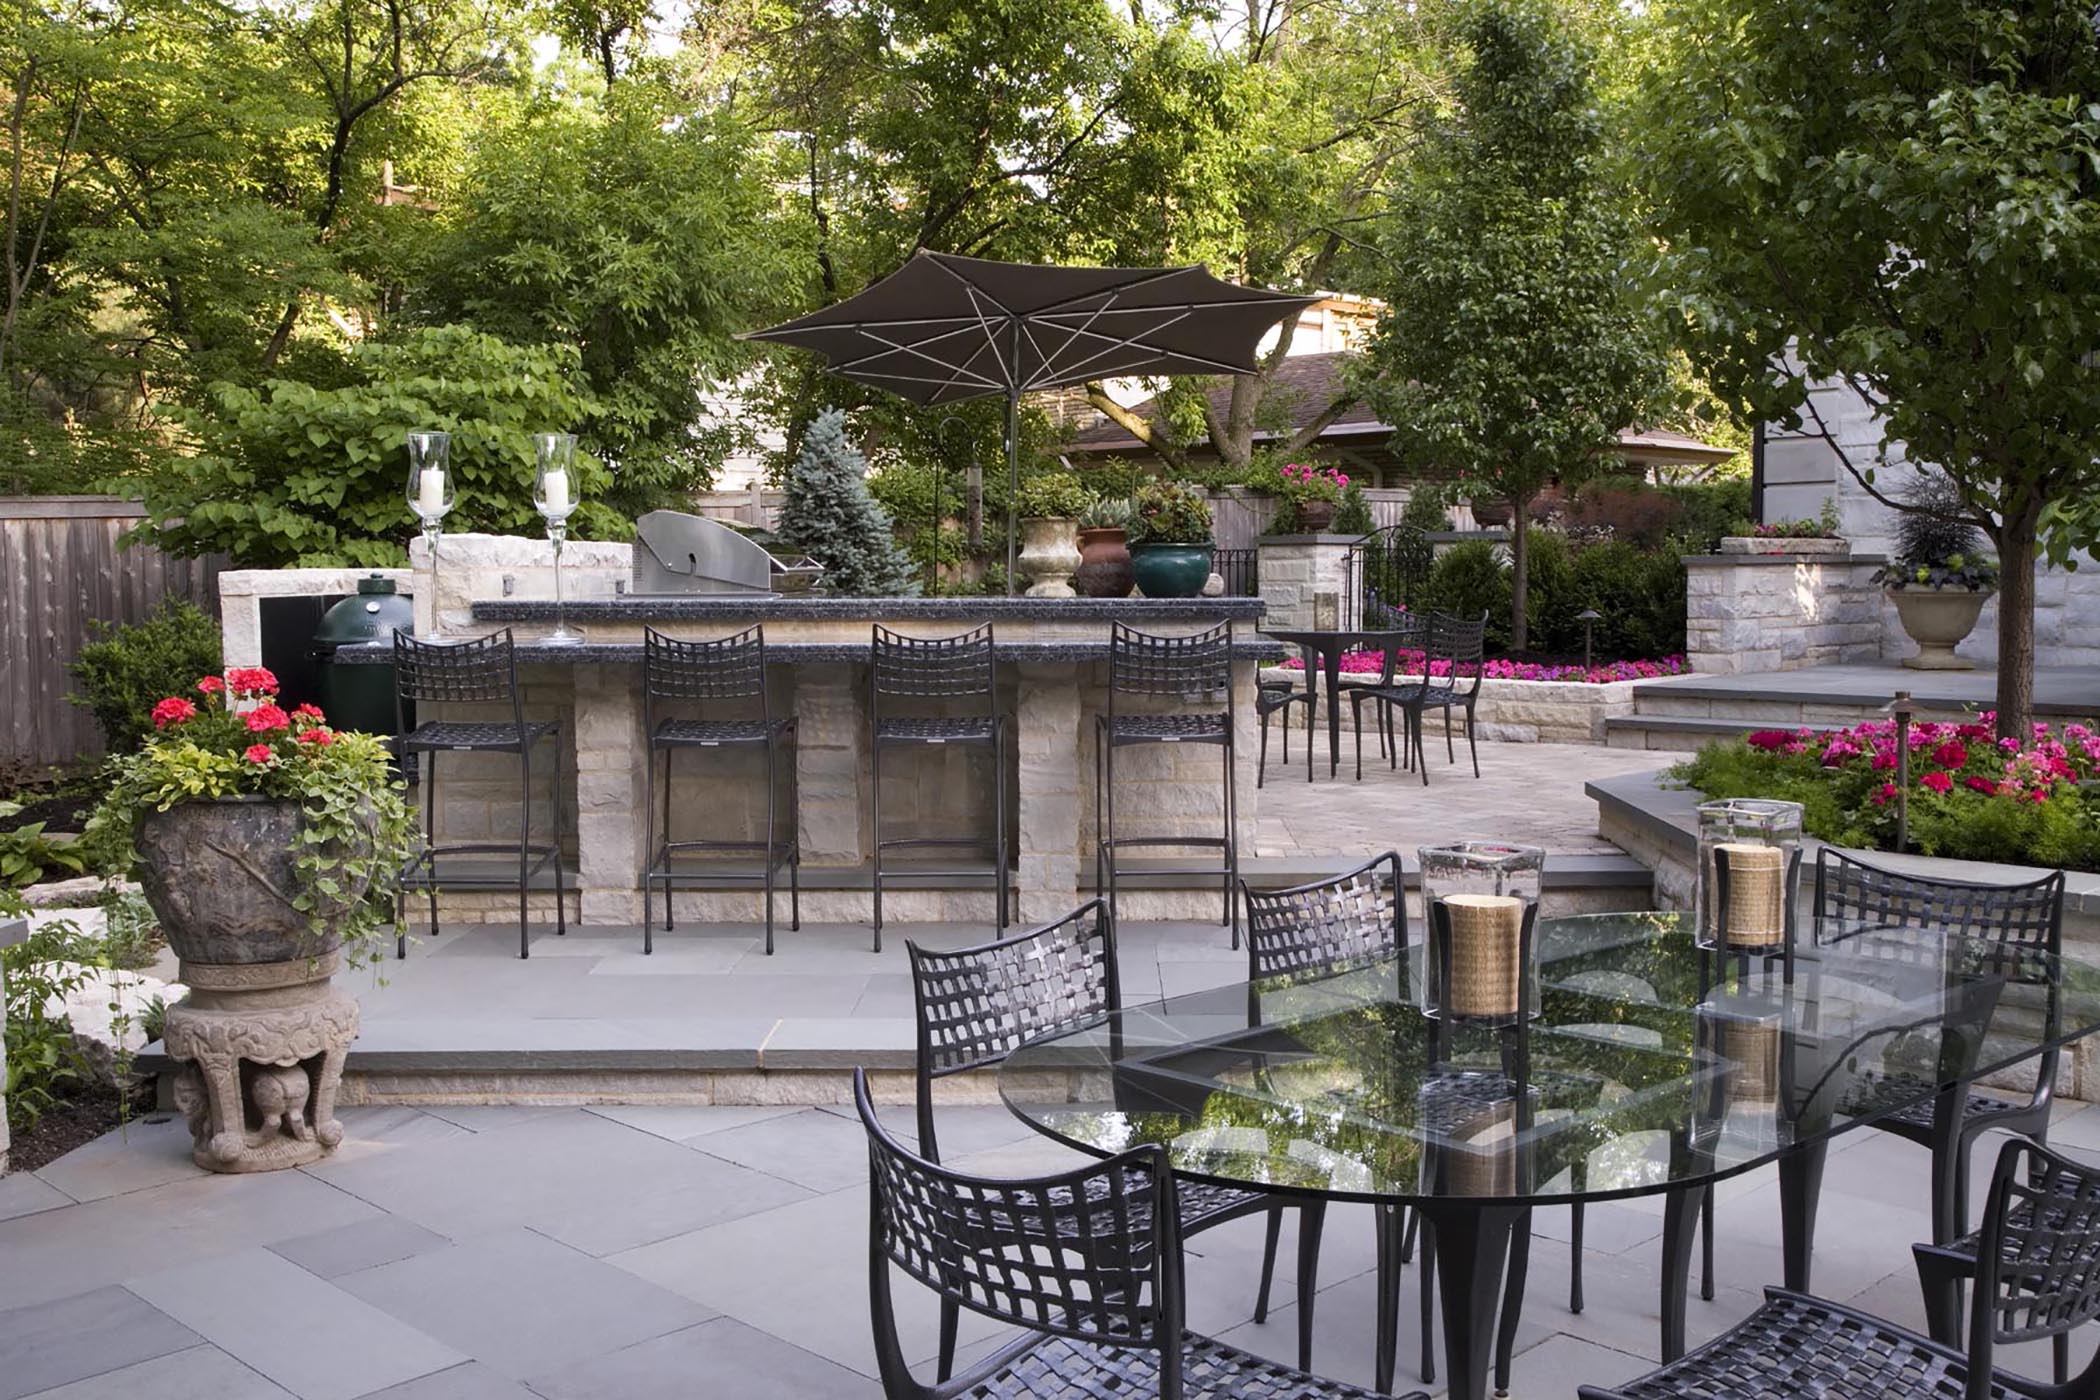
1342,525,1433,629
1214,547,1259,598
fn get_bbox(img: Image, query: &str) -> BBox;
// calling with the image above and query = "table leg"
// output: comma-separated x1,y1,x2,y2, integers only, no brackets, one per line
1658,1183,1707,1362
1419,1201,1523,1400
1780,1141,1827,1292
1323,648,1343,778
1925,1081,1965,1246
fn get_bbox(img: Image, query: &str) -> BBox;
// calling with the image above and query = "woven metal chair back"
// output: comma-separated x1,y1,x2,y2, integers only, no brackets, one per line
907,901,1119,1159
392,630,523,725
643,625,767,704
1426,611,1488,695
1108,621,1232,698
855,1069,1181,1392
1367,617,1430,685
871,624,996,702
1243,852,1407,982
1968,1137,2100,1389
1812,849,2063,964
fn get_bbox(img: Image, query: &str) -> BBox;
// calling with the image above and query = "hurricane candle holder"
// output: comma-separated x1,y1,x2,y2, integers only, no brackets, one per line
1418,841,1544,1024
533,433,581,644
405,431,452,639
1694,798,1804,977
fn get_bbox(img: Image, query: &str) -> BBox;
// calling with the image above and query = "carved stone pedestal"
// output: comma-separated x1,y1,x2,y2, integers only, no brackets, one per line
163,952,360,1173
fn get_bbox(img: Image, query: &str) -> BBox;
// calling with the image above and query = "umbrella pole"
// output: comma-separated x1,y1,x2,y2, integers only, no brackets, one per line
1004,389,1019,596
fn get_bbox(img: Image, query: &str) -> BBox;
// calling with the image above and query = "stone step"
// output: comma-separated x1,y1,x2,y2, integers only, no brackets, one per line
1603,715,1848,753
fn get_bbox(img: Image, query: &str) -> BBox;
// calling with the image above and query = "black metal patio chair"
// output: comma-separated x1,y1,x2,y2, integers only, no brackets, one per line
392,629,565,960
870,624,1009,953
1096,621,1240,947
1348,612,1486,784
1813,848,2066,1245
854,1067,1426,1400
1579,1136,2100,1400
1256,649,1315,788
640,625,799,955
905,901,1323,1376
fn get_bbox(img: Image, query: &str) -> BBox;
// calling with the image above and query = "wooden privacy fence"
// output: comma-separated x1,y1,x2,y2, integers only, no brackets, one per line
0,497,224,768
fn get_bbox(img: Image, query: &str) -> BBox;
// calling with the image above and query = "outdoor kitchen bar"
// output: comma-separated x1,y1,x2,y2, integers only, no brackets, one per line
330,518,1275,931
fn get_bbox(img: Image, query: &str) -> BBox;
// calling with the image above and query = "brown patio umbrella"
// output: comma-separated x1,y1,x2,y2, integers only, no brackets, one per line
744,251,1317,592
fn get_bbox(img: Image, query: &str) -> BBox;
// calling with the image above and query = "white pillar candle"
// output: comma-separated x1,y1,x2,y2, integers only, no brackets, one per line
541,467,570,514
417,466,446,516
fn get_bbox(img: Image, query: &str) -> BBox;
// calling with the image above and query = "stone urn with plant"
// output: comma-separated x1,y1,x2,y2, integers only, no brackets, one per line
1074,495,1138,598
87,668,416,1172
1128,481,1216,598
1014,470,1089,597
1872,478,2001,670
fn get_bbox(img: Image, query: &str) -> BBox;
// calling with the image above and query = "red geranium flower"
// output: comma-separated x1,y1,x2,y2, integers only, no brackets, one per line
1747,730,1794,752
242,743,275,764
1920,770,1953,794
243,703,291,733
1965,775,1998,795
1931,740,1969,769
150,696,197,729
225,666,279,696
196,675,225,695
1870,782,1897,807
295,727,335,745
292,703,326,722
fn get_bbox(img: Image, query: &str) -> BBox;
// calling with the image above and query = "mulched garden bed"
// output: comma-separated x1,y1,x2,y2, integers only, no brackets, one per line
3,1087,158,1176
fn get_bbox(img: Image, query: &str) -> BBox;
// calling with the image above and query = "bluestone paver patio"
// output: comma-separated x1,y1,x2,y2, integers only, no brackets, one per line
5,1093,2099,1398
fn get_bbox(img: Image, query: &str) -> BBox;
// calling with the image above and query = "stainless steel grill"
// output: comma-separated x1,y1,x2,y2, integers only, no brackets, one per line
630,511,823,597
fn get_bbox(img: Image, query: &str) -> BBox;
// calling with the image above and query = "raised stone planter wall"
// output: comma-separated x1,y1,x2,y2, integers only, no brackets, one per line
1684,551,1887,675
1259,666,1640,745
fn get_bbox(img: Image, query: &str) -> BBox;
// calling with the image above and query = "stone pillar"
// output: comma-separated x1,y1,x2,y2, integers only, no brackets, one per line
1256,535,1358,632
1684,550,1884,675
1014,663,1084,923
571,662,646,924
217,567,414,667
795,663,868,865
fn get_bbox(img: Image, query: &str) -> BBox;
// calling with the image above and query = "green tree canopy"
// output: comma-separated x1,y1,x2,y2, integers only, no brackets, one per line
1644,0,2100,737
1361,0,1667,651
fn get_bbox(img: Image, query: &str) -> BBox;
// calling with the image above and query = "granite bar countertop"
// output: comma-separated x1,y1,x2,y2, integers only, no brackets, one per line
335,638,1287,665
472,596,1267,623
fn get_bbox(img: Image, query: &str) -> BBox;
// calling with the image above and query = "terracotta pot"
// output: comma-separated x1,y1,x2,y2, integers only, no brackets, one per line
1074,527,1134,598
1888,586,1993,671
1129,543,1214,599
1297,499,1337,532
1018,517,1082,597
134,797,368,965
1469,498,1513,528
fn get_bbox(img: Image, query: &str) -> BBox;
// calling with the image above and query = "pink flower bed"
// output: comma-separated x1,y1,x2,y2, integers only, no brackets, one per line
1279,650,1689,685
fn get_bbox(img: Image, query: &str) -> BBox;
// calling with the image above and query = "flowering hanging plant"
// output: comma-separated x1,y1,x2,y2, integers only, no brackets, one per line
1675,713,2100,872
84,667,418,963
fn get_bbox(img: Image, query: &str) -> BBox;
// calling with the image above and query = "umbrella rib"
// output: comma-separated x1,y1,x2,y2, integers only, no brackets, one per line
1019,292,1127,390
828,324,1005,389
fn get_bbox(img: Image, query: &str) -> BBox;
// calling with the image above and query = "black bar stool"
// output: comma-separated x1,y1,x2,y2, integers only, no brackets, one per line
869,624,1008,953
1095,620,1239,948
392,629,566,960
641,625,800,955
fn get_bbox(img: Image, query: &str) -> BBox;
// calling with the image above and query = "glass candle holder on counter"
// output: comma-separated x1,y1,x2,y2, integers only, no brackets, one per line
404,430,452,639
533,432,582,644
1418,841,1544,1024
1694,799,1804,968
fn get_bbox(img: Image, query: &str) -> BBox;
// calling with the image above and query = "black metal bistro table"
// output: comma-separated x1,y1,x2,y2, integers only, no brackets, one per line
1265,628,1419,779
1000,911,2100,1400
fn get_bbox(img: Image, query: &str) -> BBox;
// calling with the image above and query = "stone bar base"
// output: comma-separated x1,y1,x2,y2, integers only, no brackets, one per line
163,955,360,1173
1684,549,1885,675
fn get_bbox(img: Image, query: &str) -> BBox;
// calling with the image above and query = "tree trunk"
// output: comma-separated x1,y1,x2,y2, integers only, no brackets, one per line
1992,502,2040,742
1508,490,1531,654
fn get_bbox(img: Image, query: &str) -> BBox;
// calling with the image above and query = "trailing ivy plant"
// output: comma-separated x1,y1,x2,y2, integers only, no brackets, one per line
83,667,417,967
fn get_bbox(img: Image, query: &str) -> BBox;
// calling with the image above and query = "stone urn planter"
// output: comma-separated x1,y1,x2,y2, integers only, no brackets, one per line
135,797,367,1173
1129,542,1214,599
1017,517,1082,598
1074,526,1134,598
1887,587,1994,670
1295,499,1338,533
1469,498,1513,528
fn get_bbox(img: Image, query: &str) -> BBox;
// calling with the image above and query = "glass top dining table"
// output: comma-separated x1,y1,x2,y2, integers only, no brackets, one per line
1000,911,2100,1400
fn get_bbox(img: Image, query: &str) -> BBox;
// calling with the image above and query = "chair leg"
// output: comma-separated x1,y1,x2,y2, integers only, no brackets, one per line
871,741,884,954
550,732,566,938
1375,1204,1399,1395
1569,1200,1586,1313
1223,731,1240,948
642,745,656,954
1700,1188,1715,1300
1495,1210,1531,1396
1303,697,1313,784
424,752,439,941
936,1296,960,1383
1258,707,1270,790
1418,1216,1437,1386
517,745,533,960
995,723,1010,930
1914,1245,1968,1348
1103,739,1119,934
763,741,778,957
2055,1331,2071,1386
1294,1199,1326,1373
788,731,803,931
1467,702,1481,778
1444,705,1455,764
663,746,677,933
1399,1204,1418,1263
1414,710,1430,786
1253,1204,1284,1323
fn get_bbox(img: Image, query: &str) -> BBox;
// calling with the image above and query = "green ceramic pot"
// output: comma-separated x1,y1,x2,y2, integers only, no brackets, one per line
1128,543,1214,599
